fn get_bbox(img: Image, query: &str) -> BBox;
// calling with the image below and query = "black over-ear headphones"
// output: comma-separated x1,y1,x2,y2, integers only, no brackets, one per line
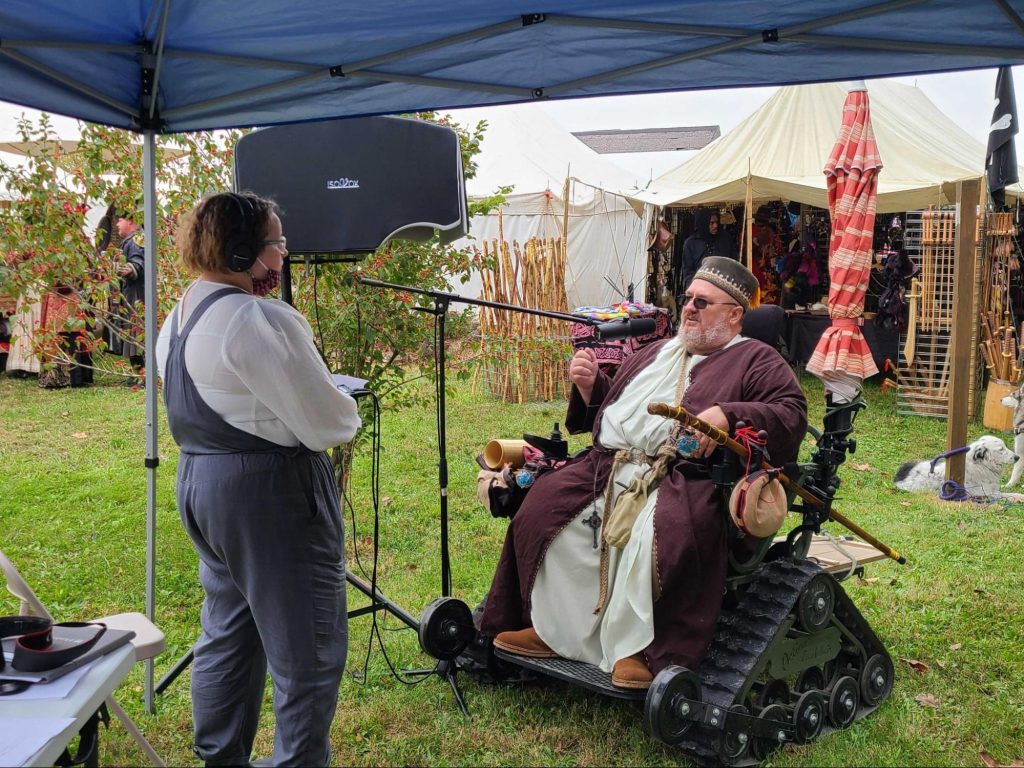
223,193,259,273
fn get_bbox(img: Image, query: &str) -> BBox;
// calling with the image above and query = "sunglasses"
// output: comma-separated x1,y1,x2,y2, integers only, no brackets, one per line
682,294,739,310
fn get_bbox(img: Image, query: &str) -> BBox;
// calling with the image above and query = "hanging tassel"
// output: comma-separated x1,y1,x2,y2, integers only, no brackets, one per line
734,425,768,474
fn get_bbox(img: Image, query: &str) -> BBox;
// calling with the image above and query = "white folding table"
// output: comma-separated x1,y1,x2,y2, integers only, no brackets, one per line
0,644,135,767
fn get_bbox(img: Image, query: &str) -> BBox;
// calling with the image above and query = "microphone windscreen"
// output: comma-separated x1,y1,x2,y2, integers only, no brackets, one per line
593,317,657,341
631,318,657,335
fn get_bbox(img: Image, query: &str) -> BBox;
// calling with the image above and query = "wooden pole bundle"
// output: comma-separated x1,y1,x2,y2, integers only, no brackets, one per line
979,310,1020,382
976,211,1021,384
475,218,571,403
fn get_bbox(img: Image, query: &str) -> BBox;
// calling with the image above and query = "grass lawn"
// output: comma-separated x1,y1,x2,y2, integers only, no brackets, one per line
1,366,1022,766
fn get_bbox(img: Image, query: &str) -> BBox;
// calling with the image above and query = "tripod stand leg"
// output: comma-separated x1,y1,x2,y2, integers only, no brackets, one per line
403,660,470,717
345,569,419,629
155,646,194,695
157,571,419,697
441,660,470,718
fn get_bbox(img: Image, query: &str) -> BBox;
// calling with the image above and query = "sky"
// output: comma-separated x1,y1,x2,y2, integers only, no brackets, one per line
462,65,1024,183
3,65,1024,189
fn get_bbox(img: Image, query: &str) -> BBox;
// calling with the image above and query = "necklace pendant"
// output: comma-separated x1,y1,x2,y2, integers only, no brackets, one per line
582,510,602,549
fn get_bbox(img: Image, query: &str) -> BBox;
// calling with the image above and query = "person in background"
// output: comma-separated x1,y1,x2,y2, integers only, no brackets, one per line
680,208,736,291
113,208,146,385
156,191,361,767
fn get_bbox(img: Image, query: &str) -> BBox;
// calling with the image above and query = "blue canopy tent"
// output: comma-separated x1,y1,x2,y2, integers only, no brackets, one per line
2,0,1024,707
4,0,1024,132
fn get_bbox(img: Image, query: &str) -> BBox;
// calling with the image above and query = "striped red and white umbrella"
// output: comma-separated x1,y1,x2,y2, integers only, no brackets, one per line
807,82,882,401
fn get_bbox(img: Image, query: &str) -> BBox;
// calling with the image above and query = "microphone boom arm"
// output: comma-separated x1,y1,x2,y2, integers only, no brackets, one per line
358,277,598,326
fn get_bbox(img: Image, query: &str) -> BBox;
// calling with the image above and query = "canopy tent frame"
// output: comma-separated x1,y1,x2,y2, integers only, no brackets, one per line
3,0,1024,717
3,1,1024,132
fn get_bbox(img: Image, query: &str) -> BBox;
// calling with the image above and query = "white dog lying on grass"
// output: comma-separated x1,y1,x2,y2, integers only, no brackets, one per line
893,435,1018,498
1000,388,1024,488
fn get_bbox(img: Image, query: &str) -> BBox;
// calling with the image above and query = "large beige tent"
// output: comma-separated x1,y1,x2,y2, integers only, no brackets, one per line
629,80,1024,213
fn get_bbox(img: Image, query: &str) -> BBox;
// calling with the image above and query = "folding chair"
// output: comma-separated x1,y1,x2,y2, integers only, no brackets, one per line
0,549,166,766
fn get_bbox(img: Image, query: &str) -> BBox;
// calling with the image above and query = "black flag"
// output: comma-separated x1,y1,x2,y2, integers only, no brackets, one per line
987,66,1019,208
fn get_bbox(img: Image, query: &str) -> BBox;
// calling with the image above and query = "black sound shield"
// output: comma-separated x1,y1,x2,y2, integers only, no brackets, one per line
233,116,468,254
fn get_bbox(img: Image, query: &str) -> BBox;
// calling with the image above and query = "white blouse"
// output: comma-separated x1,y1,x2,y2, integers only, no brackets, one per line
155,279,360,451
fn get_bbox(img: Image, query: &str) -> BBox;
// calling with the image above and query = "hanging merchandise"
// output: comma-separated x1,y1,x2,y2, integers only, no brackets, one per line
750,205,782,305
778,238,821,310
874,250,919,333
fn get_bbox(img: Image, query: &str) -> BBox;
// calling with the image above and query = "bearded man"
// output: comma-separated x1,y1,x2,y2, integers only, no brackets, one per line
479,257,807,689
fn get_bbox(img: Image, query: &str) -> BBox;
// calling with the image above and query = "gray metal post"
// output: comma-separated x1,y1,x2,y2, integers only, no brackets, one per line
142,131,158,714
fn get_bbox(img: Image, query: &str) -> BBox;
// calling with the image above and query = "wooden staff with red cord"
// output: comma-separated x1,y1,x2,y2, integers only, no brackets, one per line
647,401,907,564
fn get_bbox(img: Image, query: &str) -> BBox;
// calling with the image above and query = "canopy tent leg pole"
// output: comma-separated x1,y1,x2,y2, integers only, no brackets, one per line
143,130,158,714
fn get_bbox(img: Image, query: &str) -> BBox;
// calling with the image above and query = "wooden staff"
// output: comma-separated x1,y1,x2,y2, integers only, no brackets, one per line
647,402,908,564
905,278,921,366
1003,327,1015,381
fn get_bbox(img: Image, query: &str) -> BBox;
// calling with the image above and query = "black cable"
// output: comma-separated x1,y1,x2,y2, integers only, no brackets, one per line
312,262,325,356
357,308,453,686
435,309,443,455
306,271,431,687
341,388,433,687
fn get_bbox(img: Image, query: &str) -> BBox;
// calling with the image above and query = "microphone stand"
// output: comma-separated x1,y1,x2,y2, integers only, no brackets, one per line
358,278,598,714
360,278,593,598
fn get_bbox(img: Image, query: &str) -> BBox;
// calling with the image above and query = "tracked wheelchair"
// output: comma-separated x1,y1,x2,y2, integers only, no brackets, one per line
416,305,899,765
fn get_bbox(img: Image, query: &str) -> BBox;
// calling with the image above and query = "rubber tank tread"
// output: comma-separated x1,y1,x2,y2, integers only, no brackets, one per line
677,558,892,765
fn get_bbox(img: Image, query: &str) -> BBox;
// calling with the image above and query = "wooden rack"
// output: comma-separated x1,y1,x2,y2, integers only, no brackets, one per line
897,208,985,418
898,203,1019,418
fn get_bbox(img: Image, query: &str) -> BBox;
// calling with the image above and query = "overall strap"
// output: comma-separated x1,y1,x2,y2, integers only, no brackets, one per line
171,286,247,341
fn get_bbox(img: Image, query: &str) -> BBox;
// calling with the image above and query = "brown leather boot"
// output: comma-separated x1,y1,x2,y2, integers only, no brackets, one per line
493,627,558,658
611,653,653,689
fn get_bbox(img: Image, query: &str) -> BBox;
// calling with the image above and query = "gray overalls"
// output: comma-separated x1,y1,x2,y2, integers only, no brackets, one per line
164,287,347,767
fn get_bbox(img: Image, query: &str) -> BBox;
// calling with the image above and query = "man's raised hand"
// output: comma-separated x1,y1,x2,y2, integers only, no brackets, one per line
569,348,599,404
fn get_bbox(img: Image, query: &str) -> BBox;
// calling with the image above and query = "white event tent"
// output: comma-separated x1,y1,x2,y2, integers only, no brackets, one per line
630,80,1024,213
447,104,648,308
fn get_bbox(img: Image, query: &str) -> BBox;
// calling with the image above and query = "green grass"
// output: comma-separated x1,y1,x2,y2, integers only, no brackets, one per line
1,368,1022,766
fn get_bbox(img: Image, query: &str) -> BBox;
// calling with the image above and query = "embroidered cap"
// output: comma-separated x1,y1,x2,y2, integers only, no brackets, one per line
693,256,761,310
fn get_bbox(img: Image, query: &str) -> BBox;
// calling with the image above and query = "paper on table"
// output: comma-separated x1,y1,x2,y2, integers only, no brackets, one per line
0,717,76,767
0,652,96,700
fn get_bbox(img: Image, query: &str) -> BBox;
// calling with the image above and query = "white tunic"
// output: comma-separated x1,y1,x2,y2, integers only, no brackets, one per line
155,279,360,451
531,335,745,671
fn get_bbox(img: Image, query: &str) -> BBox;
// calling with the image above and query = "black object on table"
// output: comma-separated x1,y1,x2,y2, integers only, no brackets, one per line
784,312,898,373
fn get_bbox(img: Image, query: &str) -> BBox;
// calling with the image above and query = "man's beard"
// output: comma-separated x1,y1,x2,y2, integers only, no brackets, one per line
679,317,734,353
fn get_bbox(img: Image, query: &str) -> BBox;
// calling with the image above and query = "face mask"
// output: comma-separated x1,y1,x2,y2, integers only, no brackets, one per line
250,257,281,297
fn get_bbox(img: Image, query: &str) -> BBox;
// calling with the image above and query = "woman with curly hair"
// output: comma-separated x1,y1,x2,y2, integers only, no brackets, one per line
156,191,360,766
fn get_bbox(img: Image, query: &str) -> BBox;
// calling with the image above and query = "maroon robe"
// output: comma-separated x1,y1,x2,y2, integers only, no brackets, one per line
480,336,807,674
